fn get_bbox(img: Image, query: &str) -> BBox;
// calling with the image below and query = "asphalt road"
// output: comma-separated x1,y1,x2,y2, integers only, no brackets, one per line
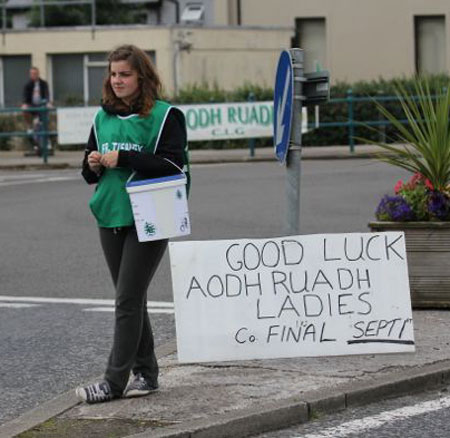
251,386,450,438
0,304,175,425
0,160,408,302
0,160,409,425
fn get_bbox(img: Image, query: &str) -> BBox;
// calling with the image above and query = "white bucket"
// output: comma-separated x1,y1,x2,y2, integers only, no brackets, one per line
126,174,190,242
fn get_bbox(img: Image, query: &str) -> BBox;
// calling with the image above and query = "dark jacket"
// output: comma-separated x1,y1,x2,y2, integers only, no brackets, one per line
23,79,49,106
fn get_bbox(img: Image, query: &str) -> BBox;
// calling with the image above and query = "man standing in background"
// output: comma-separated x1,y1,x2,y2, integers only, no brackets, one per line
21,66,51,155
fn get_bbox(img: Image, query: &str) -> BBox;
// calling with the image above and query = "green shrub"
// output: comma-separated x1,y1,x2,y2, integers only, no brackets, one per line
174,75,450,149
0,111,58,151
0,114,23,150
302,74,450,146
3,76,447,151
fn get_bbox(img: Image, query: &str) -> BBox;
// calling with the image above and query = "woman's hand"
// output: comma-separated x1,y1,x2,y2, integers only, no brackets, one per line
100,151,119,168
88,151,103,173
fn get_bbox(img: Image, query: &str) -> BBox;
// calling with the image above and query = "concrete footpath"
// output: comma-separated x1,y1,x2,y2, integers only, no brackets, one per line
0,144,390,170
1,311,450,438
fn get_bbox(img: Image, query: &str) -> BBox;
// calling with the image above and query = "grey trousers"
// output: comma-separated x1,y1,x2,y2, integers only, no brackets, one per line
99,226,168,396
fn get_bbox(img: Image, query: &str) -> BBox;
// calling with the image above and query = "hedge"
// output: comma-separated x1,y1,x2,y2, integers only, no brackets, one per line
302,74,450,146
1,75,448,150
170,75,450,149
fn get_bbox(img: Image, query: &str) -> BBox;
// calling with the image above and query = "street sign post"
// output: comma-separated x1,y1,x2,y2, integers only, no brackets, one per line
273,49,330,235
274,50,294,164
274,49,304,235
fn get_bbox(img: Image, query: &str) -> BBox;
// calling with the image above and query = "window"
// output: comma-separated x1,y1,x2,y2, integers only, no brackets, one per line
0,55,31,107
294,18,326,73
415,16,446,74
85,53,109,105
181,2,204,23
227,0,241,26
52,53,108,105
52,54,84,105
52,51,156,106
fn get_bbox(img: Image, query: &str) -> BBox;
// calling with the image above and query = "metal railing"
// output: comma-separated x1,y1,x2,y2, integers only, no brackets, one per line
0,91,445,164
314,90,447,152
0,105,57,164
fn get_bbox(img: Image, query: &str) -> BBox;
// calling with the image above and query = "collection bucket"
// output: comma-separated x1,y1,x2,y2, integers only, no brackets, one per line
126,174,190,242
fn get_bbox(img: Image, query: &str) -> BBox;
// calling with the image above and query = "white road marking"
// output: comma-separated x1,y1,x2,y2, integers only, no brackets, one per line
0,295,174,308
84,307,174,314
0,295,174,314
0,175,78,187
0,303,41,309
297,395,450,438
0,172,46,181
191,162,257,168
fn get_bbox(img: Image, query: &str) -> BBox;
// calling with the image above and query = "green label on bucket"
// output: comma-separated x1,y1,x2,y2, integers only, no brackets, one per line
144,222,156,237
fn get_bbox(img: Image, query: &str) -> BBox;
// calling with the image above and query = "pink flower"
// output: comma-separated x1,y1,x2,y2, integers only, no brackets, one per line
394,179,403,194
409,172,422,187
425,179,434,190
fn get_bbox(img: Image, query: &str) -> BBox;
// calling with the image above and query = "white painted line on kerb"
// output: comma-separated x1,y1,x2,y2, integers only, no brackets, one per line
84,307,174,314
297,395,450,438
0,295,174,308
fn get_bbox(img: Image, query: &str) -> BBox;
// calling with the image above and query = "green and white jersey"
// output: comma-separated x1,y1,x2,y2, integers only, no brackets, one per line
89,100,189,228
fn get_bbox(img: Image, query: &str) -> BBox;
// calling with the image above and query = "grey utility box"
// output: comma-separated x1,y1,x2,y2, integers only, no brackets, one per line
303,71,330,106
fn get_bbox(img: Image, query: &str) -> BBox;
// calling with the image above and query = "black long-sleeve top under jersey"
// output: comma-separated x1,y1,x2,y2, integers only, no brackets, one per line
81,106,186,185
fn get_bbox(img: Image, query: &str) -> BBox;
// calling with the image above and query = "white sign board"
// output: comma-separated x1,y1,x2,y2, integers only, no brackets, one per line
56,102,308,145
169,232,415,363
56,107,98,145
182,102,308,141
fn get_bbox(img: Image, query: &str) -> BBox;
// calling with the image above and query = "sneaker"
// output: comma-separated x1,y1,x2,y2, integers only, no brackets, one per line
123,373,158,398
75,381,117,404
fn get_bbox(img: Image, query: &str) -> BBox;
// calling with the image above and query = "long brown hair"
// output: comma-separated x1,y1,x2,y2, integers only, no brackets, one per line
102,45,162,117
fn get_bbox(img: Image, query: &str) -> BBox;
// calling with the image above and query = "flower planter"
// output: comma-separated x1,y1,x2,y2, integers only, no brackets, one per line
369,221,450,309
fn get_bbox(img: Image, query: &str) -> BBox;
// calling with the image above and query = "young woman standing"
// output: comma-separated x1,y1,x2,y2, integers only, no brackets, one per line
77,45,189,403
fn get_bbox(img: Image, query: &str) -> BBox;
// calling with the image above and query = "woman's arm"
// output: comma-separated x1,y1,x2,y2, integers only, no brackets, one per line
117,109,186,178
81,128,104,184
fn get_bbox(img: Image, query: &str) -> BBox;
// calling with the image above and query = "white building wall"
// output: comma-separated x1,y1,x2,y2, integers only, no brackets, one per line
0,25,292,97
239,0,450,82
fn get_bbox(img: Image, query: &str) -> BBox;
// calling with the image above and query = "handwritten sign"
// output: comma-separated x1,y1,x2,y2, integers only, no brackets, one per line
169,232,415,363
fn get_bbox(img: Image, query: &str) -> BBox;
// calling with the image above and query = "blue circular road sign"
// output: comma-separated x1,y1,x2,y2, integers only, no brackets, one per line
274,50,294,164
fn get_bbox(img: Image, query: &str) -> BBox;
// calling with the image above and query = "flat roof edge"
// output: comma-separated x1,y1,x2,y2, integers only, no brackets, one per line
2,24,294,33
